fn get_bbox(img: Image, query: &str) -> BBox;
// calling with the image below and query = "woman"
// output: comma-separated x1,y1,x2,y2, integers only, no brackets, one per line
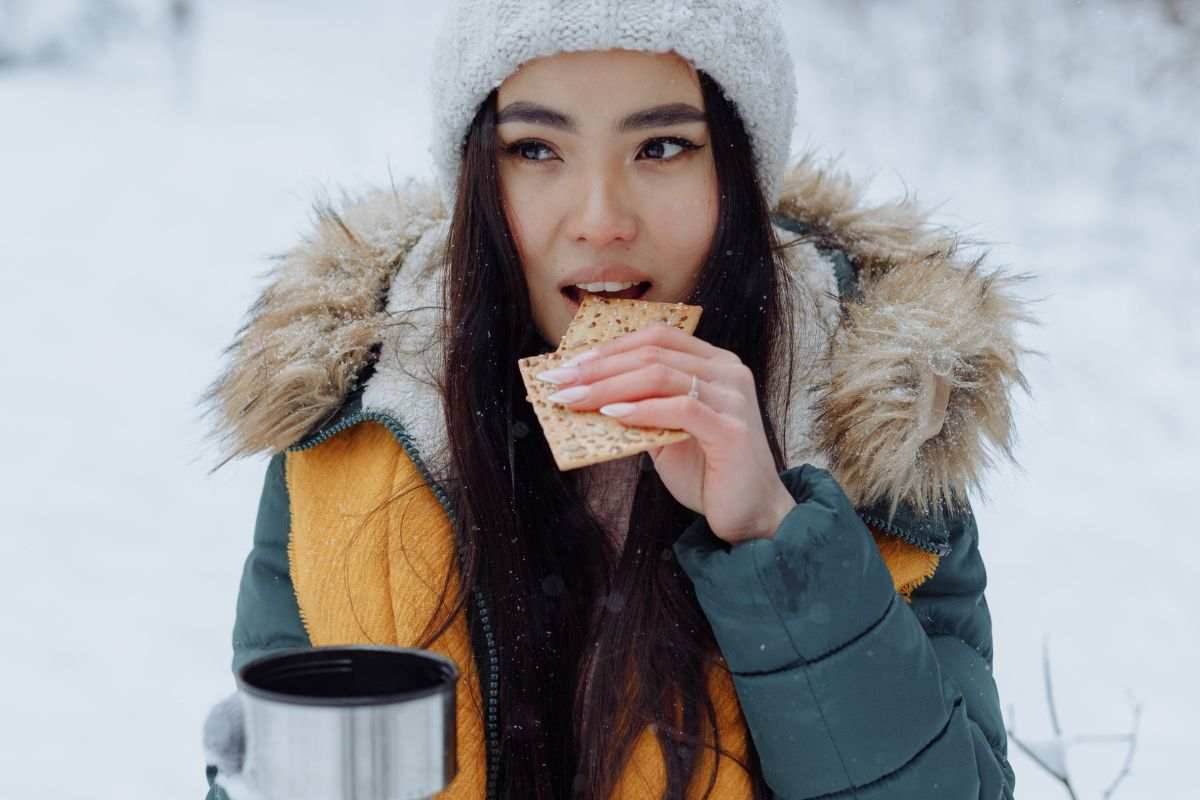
203,1,1027,797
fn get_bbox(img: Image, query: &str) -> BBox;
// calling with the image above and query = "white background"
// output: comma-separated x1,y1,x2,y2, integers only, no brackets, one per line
1,1,1196,797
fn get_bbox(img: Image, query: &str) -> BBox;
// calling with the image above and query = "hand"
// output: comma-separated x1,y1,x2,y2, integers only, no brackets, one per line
203,693,244,775
203,693,250,799
535,323,796,544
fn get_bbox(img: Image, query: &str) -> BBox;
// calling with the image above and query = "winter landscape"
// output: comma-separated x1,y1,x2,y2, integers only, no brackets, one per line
1,1,1196,797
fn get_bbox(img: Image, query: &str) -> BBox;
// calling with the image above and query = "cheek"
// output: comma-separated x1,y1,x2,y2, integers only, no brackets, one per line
500,177,552,272
499,173,563,342
647,181,718,268
500,176,527,244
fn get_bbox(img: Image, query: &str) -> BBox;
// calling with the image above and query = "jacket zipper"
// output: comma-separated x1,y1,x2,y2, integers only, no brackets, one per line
288,411,502,800
858,510,952,556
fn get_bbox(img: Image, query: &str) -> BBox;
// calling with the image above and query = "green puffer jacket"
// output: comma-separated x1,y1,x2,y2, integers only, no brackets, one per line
203,158,1028,799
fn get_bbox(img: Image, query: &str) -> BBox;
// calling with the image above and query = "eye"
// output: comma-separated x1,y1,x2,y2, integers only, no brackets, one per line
638,137,702,161
504,140,558,162
496,137,700,165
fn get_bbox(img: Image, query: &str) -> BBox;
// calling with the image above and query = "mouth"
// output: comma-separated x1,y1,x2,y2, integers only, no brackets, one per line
562,281,652,307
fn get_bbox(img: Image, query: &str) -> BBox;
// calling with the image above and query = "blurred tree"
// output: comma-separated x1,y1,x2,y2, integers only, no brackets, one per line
169,0,190,36
1161,0,1186,25
0,0,15,66
0,0,172,69
167,0,194,102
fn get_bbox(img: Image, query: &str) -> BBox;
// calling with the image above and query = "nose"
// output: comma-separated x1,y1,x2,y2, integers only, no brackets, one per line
566,170,638,246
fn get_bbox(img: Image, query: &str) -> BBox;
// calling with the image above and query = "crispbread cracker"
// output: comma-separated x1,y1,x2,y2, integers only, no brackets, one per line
556,295,702,350
518,348,693,471
517,296,704,471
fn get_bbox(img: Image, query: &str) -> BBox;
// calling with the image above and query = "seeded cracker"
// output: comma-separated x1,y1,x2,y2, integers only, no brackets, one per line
517,296,703,471
556,295,702,350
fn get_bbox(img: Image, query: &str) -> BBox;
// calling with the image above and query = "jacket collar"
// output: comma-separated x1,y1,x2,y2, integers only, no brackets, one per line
203,153,1031,524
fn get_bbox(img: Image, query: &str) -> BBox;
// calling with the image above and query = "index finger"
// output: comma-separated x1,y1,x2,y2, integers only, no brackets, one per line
562,322,722,367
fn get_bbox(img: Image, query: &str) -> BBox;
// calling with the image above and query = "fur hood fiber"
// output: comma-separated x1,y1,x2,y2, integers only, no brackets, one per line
201,154,1032,521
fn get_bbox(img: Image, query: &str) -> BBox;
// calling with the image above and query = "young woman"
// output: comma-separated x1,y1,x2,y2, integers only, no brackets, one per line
203,2,1027,797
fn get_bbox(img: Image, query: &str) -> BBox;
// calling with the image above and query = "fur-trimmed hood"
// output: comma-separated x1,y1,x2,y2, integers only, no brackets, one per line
201,154,1031,523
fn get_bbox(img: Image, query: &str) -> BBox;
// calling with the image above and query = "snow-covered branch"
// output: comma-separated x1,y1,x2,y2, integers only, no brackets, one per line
1007,637,1142,799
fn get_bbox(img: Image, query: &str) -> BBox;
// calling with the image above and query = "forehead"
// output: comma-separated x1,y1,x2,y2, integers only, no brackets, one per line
497,50,704,114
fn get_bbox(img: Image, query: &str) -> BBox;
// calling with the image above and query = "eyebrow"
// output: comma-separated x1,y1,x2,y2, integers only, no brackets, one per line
495,102,707,133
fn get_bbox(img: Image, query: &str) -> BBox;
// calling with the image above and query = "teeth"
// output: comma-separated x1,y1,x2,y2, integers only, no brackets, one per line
574,281,639,293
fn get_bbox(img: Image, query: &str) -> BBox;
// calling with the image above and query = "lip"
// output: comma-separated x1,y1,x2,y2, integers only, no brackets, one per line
562,282,651,309
558,265,653,289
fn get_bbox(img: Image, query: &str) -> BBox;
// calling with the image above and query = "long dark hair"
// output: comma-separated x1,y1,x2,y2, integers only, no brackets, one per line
428,70,800,798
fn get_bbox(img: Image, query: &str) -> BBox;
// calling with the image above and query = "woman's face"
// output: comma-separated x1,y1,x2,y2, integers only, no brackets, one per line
496,50,719,348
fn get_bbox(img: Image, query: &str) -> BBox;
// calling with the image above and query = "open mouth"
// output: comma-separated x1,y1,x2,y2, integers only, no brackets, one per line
562,281,652,306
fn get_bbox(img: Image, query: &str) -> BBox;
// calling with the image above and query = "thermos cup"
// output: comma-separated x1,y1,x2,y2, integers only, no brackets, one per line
218,646,459,800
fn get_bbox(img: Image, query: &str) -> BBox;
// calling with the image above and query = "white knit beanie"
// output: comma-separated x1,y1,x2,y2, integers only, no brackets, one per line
429,0,797,209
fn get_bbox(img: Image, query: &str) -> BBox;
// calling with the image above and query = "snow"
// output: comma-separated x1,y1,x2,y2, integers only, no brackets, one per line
1,1,1195,797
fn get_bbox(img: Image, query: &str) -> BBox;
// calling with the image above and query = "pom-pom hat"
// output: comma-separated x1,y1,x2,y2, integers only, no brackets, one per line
430,0,798,208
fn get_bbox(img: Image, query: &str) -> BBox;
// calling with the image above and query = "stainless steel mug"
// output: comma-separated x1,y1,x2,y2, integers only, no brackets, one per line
220,646,459,800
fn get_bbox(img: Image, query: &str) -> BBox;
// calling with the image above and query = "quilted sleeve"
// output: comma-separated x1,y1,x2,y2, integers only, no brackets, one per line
230,452,310,672
204,453,311,797
673,464,1014,799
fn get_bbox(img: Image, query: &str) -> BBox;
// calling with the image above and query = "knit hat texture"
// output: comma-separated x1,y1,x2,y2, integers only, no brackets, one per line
429,0,797,208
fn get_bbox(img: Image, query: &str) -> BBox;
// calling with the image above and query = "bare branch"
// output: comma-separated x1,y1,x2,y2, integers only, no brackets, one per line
1043,635,1063,736
1004,638,1080,797
1069,734,1135,745
1103,688,1143,799
1005,730,1079,800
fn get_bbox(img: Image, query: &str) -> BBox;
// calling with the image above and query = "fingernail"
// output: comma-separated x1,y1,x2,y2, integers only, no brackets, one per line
561,349,599,369
599,403,636,417
547,385,590,404
536,366,579,384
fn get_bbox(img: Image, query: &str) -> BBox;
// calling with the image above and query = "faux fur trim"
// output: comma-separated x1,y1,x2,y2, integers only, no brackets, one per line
199,180,446,469
776,155,1034,517
359,217,460,481
202,154,1032,521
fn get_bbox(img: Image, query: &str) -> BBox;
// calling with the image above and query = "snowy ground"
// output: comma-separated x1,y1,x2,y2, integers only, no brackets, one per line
1,1,1195,797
